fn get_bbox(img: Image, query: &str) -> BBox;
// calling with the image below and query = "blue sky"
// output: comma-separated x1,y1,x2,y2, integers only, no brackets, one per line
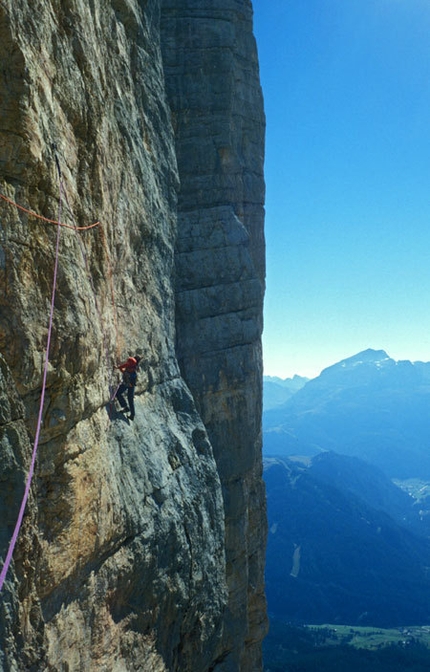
253,0,430,378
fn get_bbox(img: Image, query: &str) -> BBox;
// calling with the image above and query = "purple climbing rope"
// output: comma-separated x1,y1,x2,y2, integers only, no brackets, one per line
0,181,63,592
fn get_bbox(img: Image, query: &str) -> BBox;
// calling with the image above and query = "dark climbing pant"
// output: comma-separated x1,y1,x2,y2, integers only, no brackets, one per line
116,384,135,420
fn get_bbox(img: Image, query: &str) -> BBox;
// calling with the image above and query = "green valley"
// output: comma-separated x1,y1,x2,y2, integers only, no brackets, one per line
264,621,430,671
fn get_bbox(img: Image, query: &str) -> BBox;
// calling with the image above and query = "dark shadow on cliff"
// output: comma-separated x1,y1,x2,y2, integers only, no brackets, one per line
105,404,131,425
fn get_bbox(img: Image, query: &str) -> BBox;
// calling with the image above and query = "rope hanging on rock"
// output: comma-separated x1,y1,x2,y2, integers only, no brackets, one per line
0,164,64,592
0,154,120,591
0,192,100,230
58,180,121,410
0,185,120,358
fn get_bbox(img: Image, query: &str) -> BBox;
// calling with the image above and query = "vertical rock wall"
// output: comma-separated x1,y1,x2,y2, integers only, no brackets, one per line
0,0,267,670
161,1,268,669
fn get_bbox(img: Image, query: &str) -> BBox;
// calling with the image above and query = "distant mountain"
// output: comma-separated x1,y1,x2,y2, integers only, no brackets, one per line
308,451,430,538
263,349,430,479
264,454,430,627
263,374,309,410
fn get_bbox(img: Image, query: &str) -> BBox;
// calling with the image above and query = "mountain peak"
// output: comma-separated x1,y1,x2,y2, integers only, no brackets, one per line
263,347,430,478
346,348,390,363
321,349,391,376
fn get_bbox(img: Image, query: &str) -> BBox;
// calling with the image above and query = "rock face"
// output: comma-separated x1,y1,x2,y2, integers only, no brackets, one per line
0,1,266,671
161,2,267,669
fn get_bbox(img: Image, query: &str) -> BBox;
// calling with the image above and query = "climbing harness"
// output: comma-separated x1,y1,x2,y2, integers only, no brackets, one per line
0,153,119,591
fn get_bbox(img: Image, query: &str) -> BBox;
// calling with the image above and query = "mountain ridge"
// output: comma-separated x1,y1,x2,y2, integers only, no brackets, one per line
263,349,430,478
263,374,309,410
264,454,430,627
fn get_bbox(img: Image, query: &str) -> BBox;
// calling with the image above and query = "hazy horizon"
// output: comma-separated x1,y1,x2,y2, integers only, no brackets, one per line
263,347,430,380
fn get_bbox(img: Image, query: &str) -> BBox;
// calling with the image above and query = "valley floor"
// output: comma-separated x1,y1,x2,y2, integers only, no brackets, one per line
264,620,430,671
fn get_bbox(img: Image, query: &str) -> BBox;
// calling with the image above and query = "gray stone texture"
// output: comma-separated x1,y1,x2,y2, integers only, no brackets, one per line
161,1,267,669
0,0,267,670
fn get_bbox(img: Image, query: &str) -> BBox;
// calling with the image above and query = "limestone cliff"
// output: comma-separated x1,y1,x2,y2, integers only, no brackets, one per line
0,1,266,670
161,2,267,668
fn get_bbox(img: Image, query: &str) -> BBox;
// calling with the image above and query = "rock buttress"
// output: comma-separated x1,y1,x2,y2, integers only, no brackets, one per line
0,1,228,670
161,1,268,669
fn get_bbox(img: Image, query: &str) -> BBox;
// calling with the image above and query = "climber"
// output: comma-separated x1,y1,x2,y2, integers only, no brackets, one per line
114,355,141,421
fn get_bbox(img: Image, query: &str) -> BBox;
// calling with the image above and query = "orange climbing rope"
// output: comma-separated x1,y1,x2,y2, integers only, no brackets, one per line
0,178,122,591
0,192,100,230
0,189,120,354
98,224,120,355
